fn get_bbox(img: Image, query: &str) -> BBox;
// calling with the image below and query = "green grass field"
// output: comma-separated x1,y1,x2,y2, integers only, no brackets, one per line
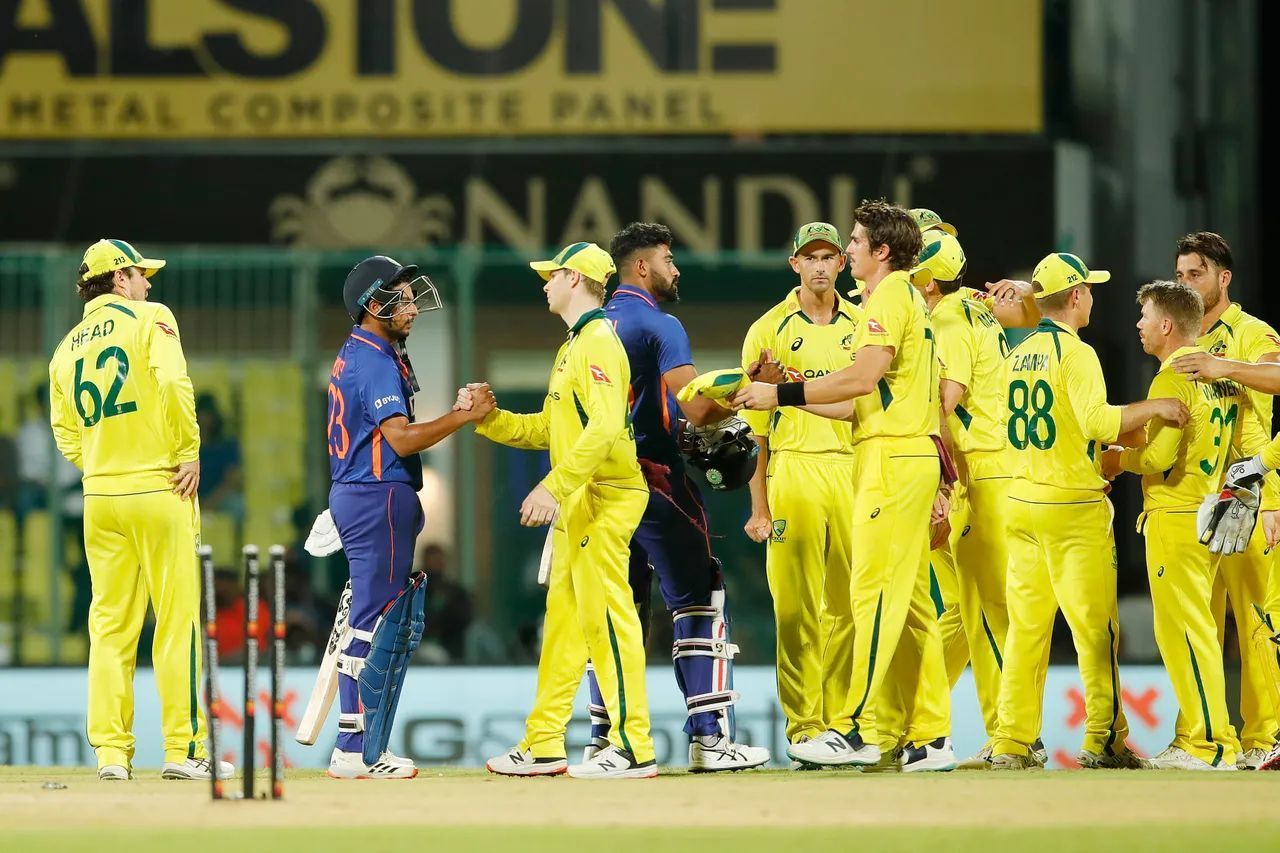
4,766,1279,852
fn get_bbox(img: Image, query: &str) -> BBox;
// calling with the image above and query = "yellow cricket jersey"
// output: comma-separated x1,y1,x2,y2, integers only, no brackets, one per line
932,290,1010,457
49,294,199,496
477,308,645,501
1006,318,1122,497
1120,346,1245,513
1197,302,1280,508
739,287,857,454
852,271,940,443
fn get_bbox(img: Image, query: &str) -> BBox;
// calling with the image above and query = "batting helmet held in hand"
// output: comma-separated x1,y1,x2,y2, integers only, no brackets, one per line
678,417,760,492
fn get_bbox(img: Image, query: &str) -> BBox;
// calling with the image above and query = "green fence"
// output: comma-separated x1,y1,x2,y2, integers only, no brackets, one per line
0,245,794,667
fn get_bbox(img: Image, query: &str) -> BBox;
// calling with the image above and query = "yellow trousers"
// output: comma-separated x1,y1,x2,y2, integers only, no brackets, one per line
765,451,856,742
1210,522,1279,750
829,436,949,745
1255,547,1280,719
84,490,205,769
994,493,1129,757
521,483,654,763
1142,511,1237,766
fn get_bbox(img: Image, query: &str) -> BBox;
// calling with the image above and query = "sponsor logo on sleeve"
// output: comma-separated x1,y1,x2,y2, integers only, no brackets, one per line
866,318,887,335
589,364,611,384
155,321,178,338
374,395,402,409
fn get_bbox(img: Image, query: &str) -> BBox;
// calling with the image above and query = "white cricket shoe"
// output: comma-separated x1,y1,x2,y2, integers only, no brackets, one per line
1257,742,1280,771
957,743,992,770
1077,747,1143,769
582,736,610,763
160,757,235,780
567,744,657,779
900,737,957,773
688,734,770,772
97,765,130,781
788,736,820,771
1031,738,1049,767
786,729,879,768
327,749,417,779
1145,745,1235,771
1237,748,1268,770
485,747,567,777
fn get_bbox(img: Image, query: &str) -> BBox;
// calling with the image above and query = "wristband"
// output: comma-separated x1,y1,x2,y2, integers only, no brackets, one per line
776,381,806,407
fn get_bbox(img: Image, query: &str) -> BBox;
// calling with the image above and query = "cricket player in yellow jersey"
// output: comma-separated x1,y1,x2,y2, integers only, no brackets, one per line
48,239,229,782
907,229,1025,767
989,253,1188,770
735,200,956,772
1164,232,1280,767
475,242,656,779
739,222,859,748
1100,281,1241,770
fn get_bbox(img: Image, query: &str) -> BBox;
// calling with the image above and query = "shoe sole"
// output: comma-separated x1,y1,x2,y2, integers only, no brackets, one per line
326,768,419,780
688,758,770,774
484,760,567,777
902,759,958,773
567,767,658,779
785,749,879,768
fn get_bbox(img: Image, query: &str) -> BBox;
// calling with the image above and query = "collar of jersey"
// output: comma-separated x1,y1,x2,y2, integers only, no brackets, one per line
1035,317,1078,338
1160,344,1203,370
1207,302,1244,334
349,327,399,359
783,286,853,323
569,307,608,336
83,293,128,318
612,285,658,308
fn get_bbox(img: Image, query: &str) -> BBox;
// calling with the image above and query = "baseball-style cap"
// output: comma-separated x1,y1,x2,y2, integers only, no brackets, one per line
1032,252,1111,298
792,222,844,255
79,239,165,282
910,208,957,236
912,230,967,283
529,242,617,283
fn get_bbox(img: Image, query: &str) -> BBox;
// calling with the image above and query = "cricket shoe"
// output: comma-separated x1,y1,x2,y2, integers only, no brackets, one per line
1257,742,1280,771
160,757,235,780
1077,747,1143,769
379,751,415,768
688,734,770,773
567,744,657,779
900,737,957,773
1237,748,1269,770
1031,738,1048,767
485,747,567,777
866,744,902,774
989,752,1039,770
1145,746,1235,771
956,742,992,770
97,765,130,781
787,729,879,768
788,736,821,771
582,736,610,763
327,749,417,779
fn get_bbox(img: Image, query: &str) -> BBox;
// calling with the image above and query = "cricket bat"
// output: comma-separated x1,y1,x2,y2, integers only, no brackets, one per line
295,581,352,745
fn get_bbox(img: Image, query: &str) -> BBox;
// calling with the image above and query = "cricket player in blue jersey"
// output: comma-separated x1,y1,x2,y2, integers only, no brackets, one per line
325,256,493,779
581,222,770,771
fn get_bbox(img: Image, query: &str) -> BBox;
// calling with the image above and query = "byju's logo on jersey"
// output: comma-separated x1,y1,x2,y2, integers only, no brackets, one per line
374,395,401,409
771,520,787,543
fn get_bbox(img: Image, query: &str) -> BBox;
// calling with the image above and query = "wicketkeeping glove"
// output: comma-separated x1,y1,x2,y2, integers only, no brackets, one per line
1223,455,1269,493
1197,454,1269,555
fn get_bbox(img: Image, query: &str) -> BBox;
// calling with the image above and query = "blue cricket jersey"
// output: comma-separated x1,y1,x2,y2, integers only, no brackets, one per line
327,328,423,491
605,285,694,468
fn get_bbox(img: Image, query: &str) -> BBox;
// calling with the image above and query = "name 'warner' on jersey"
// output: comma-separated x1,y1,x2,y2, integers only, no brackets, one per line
327,328,423,491
49,293,199,495
604,285,694,466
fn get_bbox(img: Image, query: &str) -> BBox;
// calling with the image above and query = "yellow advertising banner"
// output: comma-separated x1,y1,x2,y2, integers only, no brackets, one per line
0,0,1042,139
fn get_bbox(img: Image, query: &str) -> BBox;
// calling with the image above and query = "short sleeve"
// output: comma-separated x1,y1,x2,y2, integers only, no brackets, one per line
1244,320,1280,362
655,314,694,375
361,361,410,425
857,281,911,352
739,316,774,437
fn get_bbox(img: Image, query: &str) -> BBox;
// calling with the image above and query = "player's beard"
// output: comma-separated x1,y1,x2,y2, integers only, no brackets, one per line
1202,282,1223,313
653,271,680,303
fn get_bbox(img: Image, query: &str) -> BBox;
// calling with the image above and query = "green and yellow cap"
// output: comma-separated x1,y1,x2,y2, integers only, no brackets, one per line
910,208,957,236
911,230,967,284
79,239,165,282
529,241,617,284
1032,252,1110,299
792,221,844,255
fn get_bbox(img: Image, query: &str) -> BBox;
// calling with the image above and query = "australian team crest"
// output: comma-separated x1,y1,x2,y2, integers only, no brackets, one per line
771,520,787,543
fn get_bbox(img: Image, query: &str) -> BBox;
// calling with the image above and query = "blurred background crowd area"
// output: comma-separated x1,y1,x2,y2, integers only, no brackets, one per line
0,0,1266,670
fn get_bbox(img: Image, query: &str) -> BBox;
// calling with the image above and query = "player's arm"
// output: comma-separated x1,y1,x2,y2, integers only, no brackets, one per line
657,314,731,427
1062,346,1186,443
474,397,551,450
982,279,1040,328
940,379,965,417
539,338,631,502
380,405,489,456
1171,352,1280,393
148,307,201,498
743,435,772,543
666,364,731,426
1118,373,1188,474
47,367,82,470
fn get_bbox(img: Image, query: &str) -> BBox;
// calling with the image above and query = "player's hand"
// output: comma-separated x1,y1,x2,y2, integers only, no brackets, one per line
1171,351,1229,382
747,348,786,385
1262,509,1280,551
453,385,474,412
985,278,1032,305
461,382,496,422
520,483,559,527
170,460,200,500
928,490,951,550
1151,398,1190,427
730,381,780,412
1198,487,1260,555
1224,455,1269,493
1100,447,1124,480
744,505,772,543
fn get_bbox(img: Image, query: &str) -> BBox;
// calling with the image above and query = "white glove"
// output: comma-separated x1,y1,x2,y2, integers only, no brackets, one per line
1198,486,1260,555
304,509,344,557
1223,455,1269,493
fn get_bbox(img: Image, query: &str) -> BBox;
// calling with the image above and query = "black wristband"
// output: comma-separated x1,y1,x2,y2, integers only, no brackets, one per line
776,381,806,407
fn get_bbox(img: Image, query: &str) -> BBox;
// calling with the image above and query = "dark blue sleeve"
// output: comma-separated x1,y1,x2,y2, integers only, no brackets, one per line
361,360,411,425
654,314,694,374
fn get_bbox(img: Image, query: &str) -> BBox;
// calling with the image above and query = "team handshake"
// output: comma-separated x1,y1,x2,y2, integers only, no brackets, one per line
453,382,497,420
